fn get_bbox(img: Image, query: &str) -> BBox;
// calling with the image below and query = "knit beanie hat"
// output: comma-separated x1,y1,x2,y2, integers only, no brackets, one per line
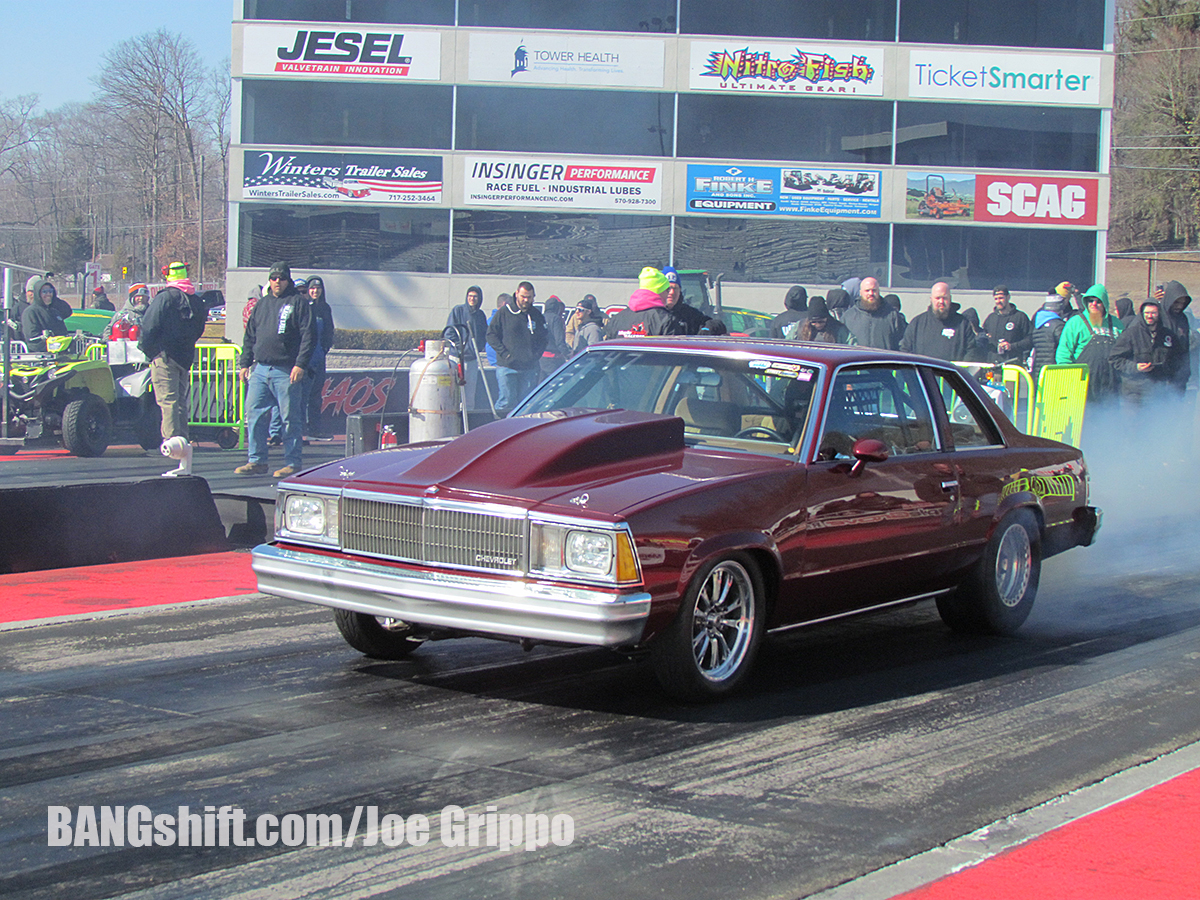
638,266,669,295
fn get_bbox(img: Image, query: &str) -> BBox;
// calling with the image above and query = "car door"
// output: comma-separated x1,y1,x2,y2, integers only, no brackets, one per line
925,366,1010,568
787,363,961,620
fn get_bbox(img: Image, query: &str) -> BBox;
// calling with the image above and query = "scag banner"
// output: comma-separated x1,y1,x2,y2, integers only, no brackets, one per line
242,151,443,203
687,165,881,217
974,174,1099,226
463,157,662,211
242,24,441,80
688,40,883,96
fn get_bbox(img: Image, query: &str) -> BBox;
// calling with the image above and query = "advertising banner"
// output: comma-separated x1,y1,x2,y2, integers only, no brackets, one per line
242,150,443,204
688,40,884,96
687,164,881,217
907,50,1103,106
463,157,662,211
974,174,1099,226
242,24,441,80
467,33,664,87
905,172,1099,226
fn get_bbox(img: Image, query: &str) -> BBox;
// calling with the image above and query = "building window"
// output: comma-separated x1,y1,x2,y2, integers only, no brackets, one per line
455,87,675,156
677,95,893,164
898,0,1106,51
238,205,449,272
674,218,890,284
891,224,1095,291
680,0,896,42
895,103,1101,172
461,1,676,32
242,0,454,25
451,210,670,278
242,81,452,150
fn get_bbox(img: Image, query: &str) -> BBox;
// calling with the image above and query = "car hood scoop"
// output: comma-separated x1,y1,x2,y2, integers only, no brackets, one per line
401,409,685,491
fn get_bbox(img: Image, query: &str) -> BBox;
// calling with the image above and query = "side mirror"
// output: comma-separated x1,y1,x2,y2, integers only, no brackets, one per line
849,438,889,476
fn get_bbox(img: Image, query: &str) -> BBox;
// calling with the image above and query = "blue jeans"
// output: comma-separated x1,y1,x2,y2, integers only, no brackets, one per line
495,366,540,415
246,364,303,467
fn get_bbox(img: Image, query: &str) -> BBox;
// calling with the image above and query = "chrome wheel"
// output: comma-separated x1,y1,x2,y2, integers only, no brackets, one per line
994,522,1032,608
691,560,756,684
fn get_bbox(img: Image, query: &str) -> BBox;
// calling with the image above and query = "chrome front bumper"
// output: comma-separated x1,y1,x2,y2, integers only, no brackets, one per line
252,543,652,648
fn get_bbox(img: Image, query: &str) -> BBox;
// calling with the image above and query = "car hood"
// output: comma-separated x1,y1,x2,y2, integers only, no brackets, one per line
292,409,794,517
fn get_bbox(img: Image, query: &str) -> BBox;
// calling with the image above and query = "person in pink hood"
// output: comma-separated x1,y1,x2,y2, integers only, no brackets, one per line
604,267,685,339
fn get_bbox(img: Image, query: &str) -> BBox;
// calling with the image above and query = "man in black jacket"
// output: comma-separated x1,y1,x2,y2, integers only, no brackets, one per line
302,276,336,438
236,262,315,478
138,262,208,475
842,277,905,350
445,285,488,409
21,279,72,350
900,282,981,362
486,281,548,416
1110,300,1186,409
983,285,1033,364
1154,280,1192,396
662,266,707,335
769,286,808,339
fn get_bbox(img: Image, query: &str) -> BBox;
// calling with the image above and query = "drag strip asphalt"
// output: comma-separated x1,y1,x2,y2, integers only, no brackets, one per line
2,529,1200,900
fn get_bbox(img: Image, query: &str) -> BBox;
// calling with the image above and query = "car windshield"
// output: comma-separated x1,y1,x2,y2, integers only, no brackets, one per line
514,348,820,455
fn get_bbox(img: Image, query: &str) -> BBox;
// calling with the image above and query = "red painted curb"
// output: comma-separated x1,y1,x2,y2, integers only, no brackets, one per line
0,552,257,623
895,768,1200,900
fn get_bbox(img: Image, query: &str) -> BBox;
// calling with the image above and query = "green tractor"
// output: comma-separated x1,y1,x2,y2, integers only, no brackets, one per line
1,331,160,457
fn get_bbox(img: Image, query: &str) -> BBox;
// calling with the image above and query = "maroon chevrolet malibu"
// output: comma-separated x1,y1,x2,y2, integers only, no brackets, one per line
253,338,1100,701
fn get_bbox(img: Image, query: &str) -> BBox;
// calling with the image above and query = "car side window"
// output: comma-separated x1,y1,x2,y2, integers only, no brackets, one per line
818,366,937,460
932,372,1004,448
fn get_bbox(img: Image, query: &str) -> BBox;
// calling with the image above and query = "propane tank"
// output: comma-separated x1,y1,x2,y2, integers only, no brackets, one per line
408,340,462,443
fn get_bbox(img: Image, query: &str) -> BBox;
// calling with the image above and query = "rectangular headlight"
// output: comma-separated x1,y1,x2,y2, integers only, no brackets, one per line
277,492,340,547
530,521,640,585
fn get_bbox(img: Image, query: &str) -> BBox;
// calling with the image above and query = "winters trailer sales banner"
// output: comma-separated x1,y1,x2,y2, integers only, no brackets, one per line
463,158,663,211
242,151,443,203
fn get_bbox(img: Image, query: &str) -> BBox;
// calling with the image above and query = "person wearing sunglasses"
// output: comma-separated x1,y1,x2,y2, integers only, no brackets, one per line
236,262,315,478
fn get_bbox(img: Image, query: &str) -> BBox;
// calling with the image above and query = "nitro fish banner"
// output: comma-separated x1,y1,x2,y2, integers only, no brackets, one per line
688,40,884,96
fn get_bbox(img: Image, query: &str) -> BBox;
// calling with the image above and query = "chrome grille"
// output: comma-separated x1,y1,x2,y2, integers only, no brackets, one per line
341,496,526,572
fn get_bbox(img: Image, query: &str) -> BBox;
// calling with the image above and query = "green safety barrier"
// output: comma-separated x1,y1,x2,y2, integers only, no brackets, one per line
1033,364,1089,445
188,344,245,449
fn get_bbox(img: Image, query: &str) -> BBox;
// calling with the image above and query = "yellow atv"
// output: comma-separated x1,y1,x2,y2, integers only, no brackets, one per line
2,333,160,456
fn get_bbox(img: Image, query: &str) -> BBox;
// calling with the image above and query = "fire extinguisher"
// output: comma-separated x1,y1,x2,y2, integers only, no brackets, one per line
379,424,398,448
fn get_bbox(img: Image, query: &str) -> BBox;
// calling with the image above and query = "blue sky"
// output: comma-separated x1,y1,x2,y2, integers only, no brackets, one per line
0,0,233,109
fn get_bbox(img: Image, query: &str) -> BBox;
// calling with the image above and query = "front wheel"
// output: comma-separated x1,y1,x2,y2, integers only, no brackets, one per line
332,609,423,659
938,509,1041,634
651,554,765,702
62,393,113,457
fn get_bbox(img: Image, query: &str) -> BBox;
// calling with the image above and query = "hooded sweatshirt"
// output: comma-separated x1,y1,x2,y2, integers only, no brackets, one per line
1160,280,1192,390
1056,284,1122,364
769,285,808,339
842,296,906,350
604,288,682,339
446,286,489,361
486,296,548,370
20,280,73,347
1110,301,1182,385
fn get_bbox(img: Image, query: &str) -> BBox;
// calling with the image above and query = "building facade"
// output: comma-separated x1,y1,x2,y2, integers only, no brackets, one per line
228,0,1114,333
